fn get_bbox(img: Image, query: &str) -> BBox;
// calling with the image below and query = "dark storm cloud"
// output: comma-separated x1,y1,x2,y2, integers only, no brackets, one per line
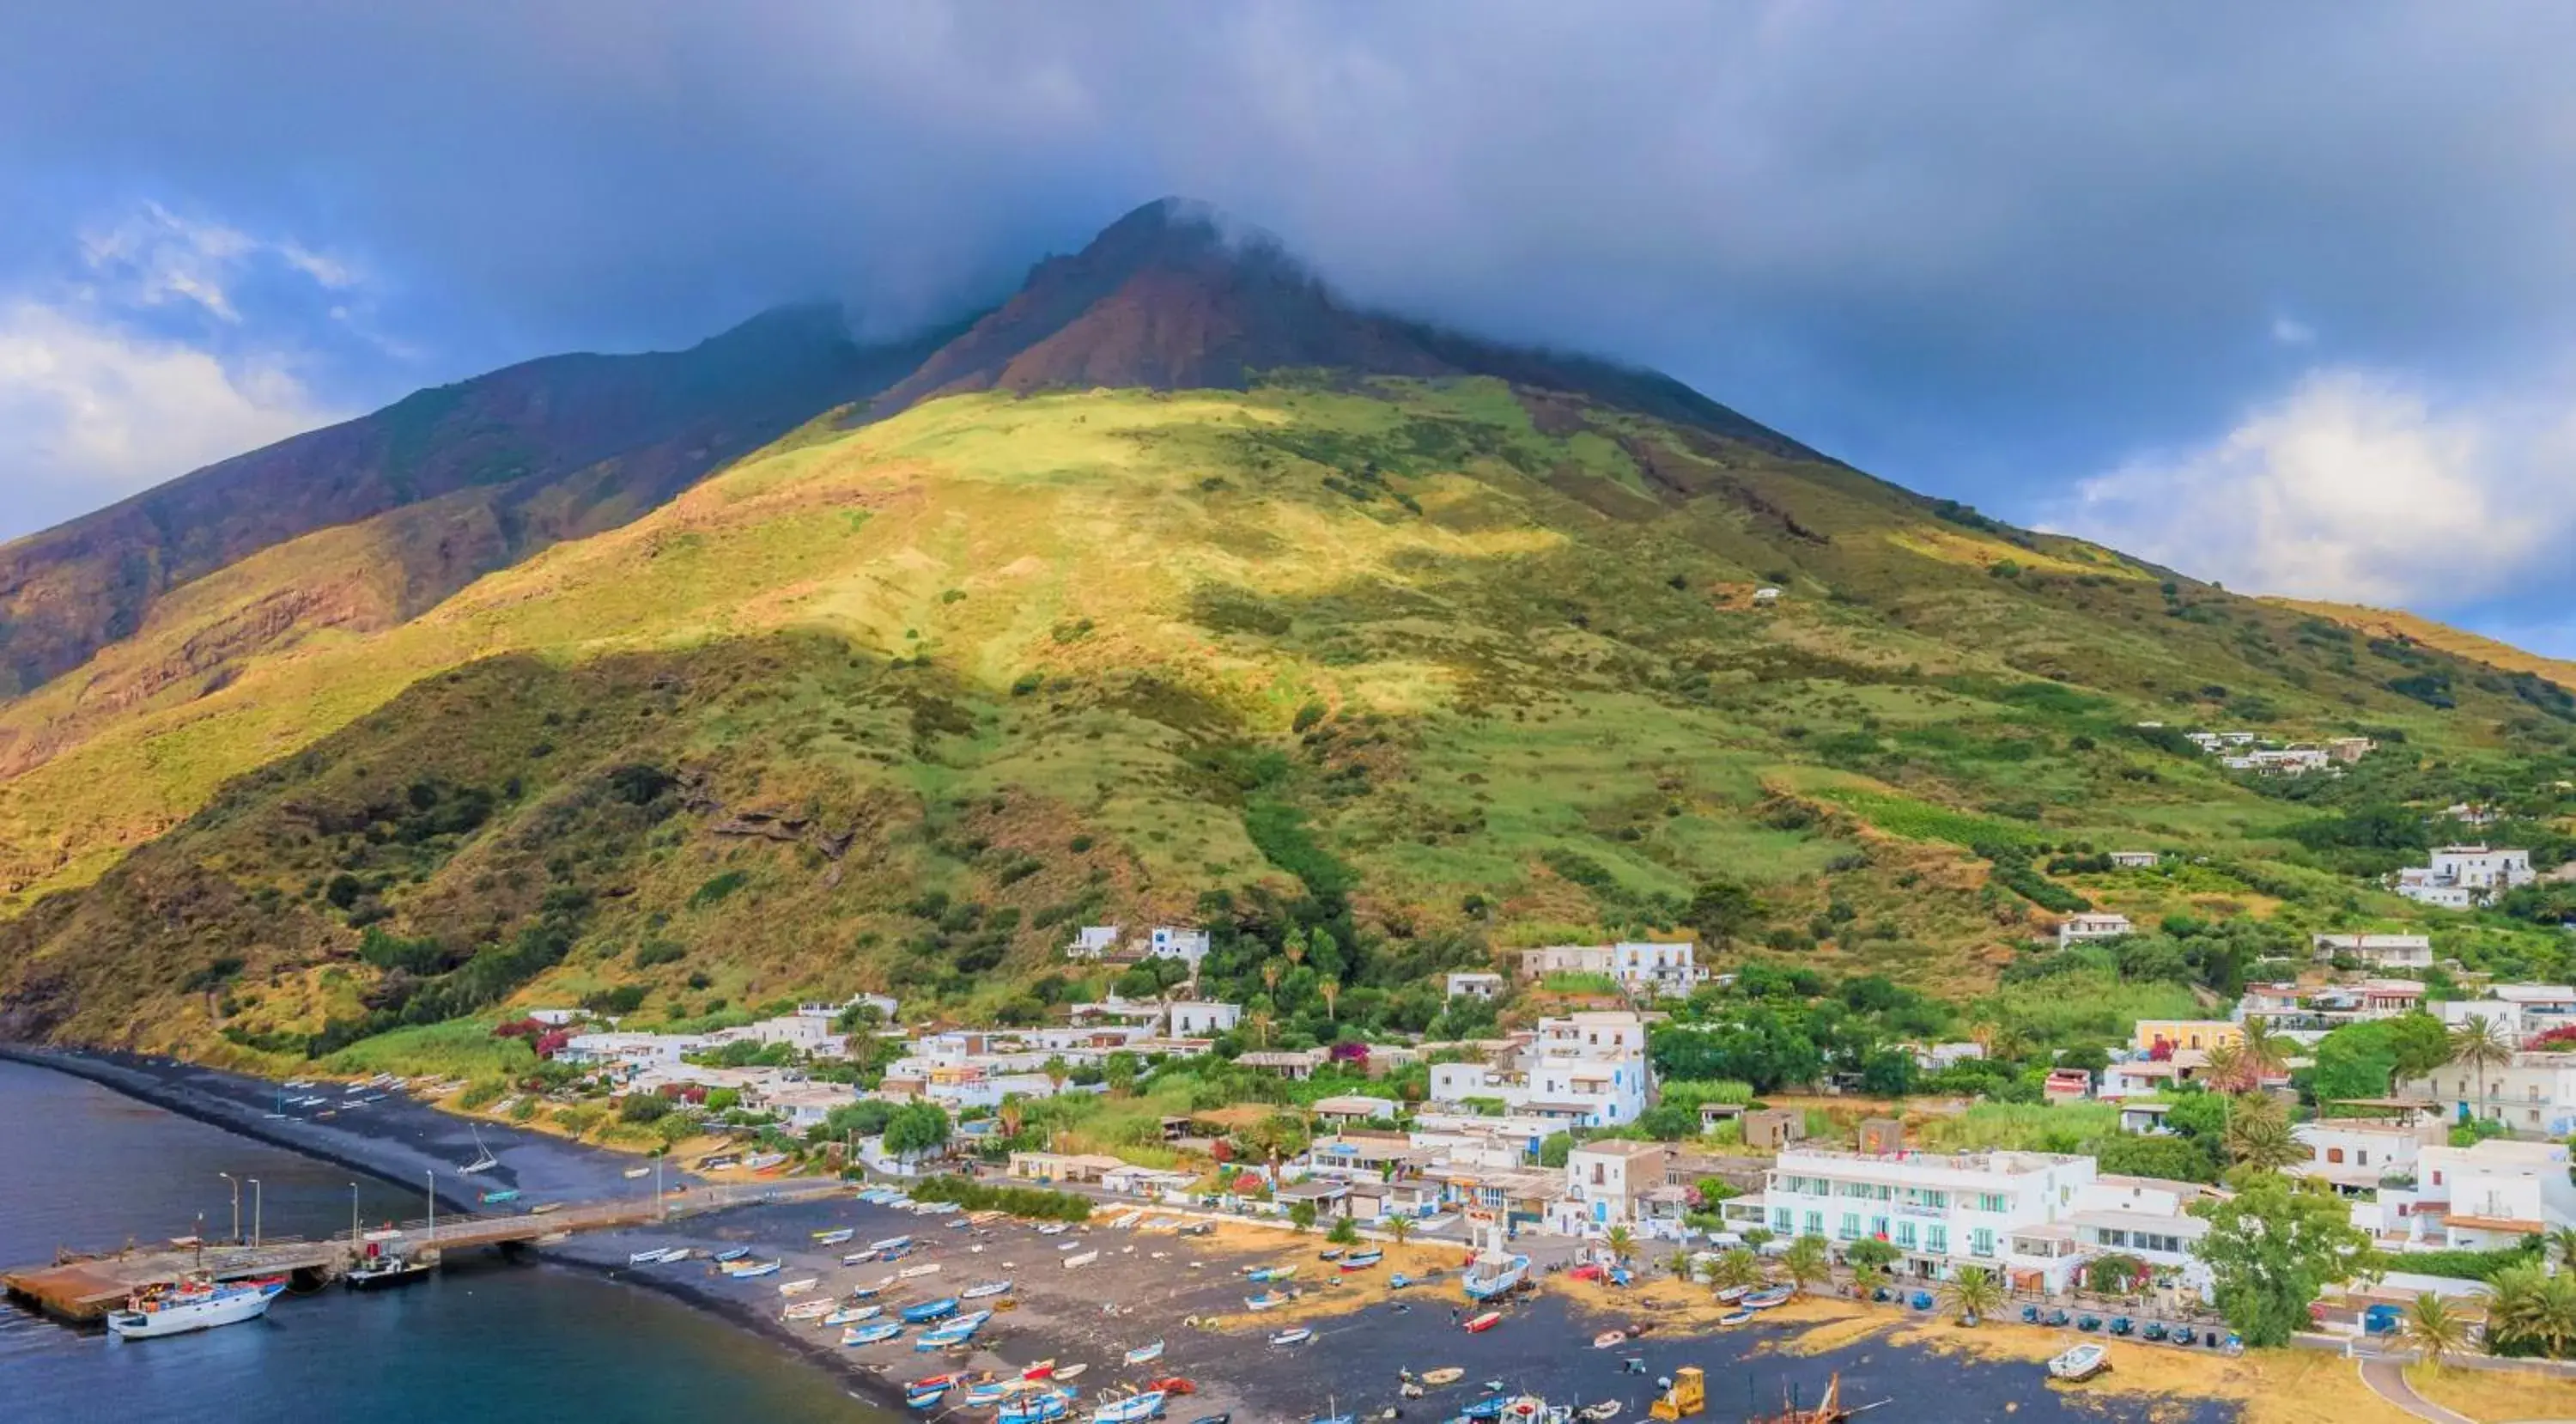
5,2,2575,643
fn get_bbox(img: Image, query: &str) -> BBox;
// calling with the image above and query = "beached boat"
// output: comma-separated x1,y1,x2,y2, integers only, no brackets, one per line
1461,1254,1529,1301
785,1299,838,1321
1123,1339,1166,1366
900,1296,961,1324
918,1323,981,1348
1242,1292,1289,1311
1461,1311,1502,1333
726,1260,783,1279
1063,1250,1099,1269
1269,1328,1314,1347
713,1246,751,1263
744,1152,789,1171
843,1251,880,1266
1092,1391,1170,1424
1745,1372,1863,1424
1580,1404,1620,1421
1022,1360,1059,1380
1055,1364,1090,1381
963,1279,1013,1299
623,1164,653,1178
824,1305,881,1326
1420,1369,1465,1388
1339,1249,1383,1271
1591,1330,1625,1349
106,1276,287,1339
1110,1211,1144,1230
1739,1287,1794,1310
1036,1222,1070,1236
1000,1391,1076,1424
842,1322,905,1346
1245,1264,1298,1284
1718,1309,1753,1327
872,1235,914,1252
459,1125,500,1176
2048,1343,2110,1382
817,1227,857,1245
780,1276,822,1295
479,1188,520,1205
899,1263,945,1279
907,1382,952,1408
966,1382,1019,1407
629,1246,686,1265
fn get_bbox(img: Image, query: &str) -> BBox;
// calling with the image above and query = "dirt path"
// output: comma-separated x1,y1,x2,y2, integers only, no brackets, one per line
2360,1357,2475,1424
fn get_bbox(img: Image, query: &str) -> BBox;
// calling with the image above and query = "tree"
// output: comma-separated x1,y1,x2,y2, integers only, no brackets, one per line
1686,879,1764,948
1327,1214,1360,1246
2165,1089,2230,1142
2549,1226,2576,1275
2309,1020,2403,1107
1388,1214,1413,1248
1844,1238,1899,1284
2403,1293,2471,1374
2093,1133,2219,1184
2386,1013,2454,1080
1782,1234,1832,1296
2492,1264,2576,1360
1704,1248,1766,1293
2192,1174,2370,1346
2223,1095,2305,1173
2448,1015,2513,1123
1287,1200,1319,1233
1539,1132,1576,1168
1635,1104,1697,1141
1604,1225,1637,1265
884,1102,953,1159
1319,978,1341,1024
1939,1265,2005,1324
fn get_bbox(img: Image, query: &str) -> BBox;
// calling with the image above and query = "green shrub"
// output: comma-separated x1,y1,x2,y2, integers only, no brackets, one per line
690,871,750,909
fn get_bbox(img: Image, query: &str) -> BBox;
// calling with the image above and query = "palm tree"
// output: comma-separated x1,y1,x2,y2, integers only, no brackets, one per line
1319,978,1341,1025
2448,1015,2513,1126
2223,1094,2305,1172
1387,1214,1413,1249
2238,1019,2290,1085
1247,1009,1275,1050
1705,1248,1766,1294
2202,1042,2253,1096
2548,1226,2576,1276
1938,1266,2006,1325
2494,1265,2576,1360
1781,1234,1832,1297
1604,1224,1637,1266
2403,1293,2471,1374
1261,961,1283,1001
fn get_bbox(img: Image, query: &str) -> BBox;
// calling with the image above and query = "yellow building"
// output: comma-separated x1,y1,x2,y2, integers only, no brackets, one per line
2131,1019,2245,1055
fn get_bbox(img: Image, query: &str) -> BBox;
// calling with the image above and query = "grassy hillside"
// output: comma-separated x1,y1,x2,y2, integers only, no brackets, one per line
6,374,2576,1058
2268,597,2576,692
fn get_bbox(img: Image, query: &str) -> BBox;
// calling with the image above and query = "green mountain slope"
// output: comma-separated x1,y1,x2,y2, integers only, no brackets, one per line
4,201,2574,1063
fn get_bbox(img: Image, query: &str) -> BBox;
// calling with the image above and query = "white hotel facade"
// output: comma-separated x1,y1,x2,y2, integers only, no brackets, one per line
1720,1147,2213,1296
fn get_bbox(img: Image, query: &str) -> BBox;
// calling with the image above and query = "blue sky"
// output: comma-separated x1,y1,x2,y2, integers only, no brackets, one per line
6,3,2576,652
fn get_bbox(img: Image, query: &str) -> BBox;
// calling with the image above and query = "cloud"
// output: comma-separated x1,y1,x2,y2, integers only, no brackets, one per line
2046,366,2576,611
2270,317,2317,347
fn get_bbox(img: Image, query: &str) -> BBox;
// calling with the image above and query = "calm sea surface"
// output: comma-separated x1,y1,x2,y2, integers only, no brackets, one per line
0,1057,881,1423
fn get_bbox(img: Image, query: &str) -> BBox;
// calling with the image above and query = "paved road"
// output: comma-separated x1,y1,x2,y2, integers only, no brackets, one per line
2358,1356,2474,1424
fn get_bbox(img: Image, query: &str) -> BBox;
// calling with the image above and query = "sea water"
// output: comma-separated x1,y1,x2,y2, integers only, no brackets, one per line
0,1057,880,1423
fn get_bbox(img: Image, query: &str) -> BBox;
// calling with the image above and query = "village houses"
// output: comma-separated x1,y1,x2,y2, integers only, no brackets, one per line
2394,845,2537,908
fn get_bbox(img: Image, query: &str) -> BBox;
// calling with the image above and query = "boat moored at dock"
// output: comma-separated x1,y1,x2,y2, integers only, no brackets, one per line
106,1276,286,1338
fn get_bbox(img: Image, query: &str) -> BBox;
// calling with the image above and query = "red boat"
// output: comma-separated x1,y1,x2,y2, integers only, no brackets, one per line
1463,1311,1502,1333
908,1372,970,1391
1145,1378,1196,1397
1022,1360,1058,1380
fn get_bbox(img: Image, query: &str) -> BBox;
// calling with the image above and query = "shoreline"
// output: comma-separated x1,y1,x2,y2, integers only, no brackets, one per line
4,1044,2262,1424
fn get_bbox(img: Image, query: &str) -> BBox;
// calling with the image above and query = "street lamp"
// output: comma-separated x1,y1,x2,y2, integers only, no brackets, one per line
425,1170,436,1243
350,1184,361,1249
248,1178,263,1249
218,1172,241,1244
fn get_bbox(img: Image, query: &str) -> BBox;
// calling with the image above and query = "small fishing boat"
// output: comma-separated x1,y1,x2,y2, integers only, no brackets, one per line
780,1276,822,1295
1063,1250,1099,1269
1461,1253,1529,1302
1338,1249,1383,1271
1111,1211,1145,1230
1718,1309,1753,1327
727,1260,783,1279
824,1305,882,1326
899,1263,945,1279
918,1323,981,1348
744,1152,789,1171
479,1188,521,1205
1592,1330,1625,1349
1242,1292,1289,1311
1389,1274,1413,1289
1092,1391,1170,1424
1580,1404,1621,1421
967,1382,1019,1408
1713,1286,1750,1304
629,1246,683,1265
1420,1369,1465,1388
1740,1287,1795,1310
900,1297,961,1324
1036,1223,1070,1236
1022,1360,1059,1380
872,1235,914,1252
844,1251,880,1267
907,1382,953,1409
344,1251,435,1290
2048,1342,2111,1381
1461,1311,1502,1334
1000,1391,1076,1424
855,1275,898,1297
1124,1339,1166,1366
713,1246,751,1263
785,1299,837,1321
817,1227,857,1245
1055,1364,1091,1382
1245,1264,1298,1284
1269,1328,1314,1347
842,1322,905,1346
624,1165,653,1179
964,1279,1014,1299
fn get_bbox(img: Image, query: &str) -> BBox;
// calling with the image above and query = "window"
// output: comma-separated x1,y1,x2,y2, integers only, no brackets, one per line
1839,1213,1861,1240
2326,1147,2344,1164
1804,1211,1824,1237
1974,1192,2009,1214
1925,1225,1947,1254
1871,1215,1890,1239
1971,1227,1995,1258
1772,1208,1794,1232
1894,1221,1917,1249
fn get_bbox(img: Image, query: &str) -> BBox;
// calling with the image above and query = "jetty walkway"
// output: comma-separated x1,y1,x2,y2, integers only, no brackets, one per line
3,1177,845,1322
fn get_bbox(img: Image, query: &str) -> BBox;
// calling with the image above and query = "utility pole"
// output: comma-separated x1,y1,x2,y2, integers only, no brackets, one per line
194,1214,205,1269
653,1156,664,1219
350,1184,361,1250
249,1178,263,1249
219,1171,241,1245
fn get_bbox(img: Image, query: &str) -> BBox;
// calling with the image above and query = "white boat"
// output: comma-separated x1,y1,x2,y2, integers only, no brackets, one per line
1036,1223,1070,1236
106,1278,284,1339
899,1263,945,1279
816,1227,857,1245
1054,1364,1089,1381
629,1246,690,1265
1091,1390,1168,1424
726,1259,783,1279
1123,1339,1165,1366
963,1279,1013,1299
623,1165,653,1179
784,1299,837,1320
459,1125,500,1176
1269,1328,1313,1347
780,1277,822,1295
1109,1211,1143,1230
2048,1342,2111,1382
871,1236,914,1252
1062,1251,1099,1269
824,1305,882,1326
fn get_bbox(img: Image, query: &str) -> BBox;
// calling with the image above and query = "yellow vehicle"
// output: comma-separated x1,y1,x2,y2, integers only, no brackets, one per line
1649,1366,1704,1421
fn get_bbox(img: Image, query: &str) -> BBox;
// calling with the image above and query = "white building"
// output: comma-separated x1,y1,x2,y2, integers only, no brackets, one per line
1428,1011,1649,1127
1445,971,1505,1001
1515,942,1705,995
1148,926,1210,966
1548,1138,1675,1238
2289,1117,2444,1193
1164,999,1242,1038
2395,845,2537,908
2415,1139,2576,1249
2108,851,2160,870
1067,925,1124,959
2057,912,2135,948
2311,933,2434,970
2402,1051,2576,1137
1718,1147,2207,1294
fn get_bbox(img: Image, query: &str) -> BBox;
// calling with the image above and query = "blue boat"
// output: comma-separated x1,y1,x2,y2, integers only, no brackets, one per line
908,1384,952,1409
843,1322,905,1346
1741,1287,1795,1310
1461,1397,1511,1421
1461,1254,1529,1301
713,1246,750,1263
480,1189,520,1205
1000,1391,1075,1424
900,1297,961,1324
1389,1273,1413,1289
1339,1249,1384,1271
